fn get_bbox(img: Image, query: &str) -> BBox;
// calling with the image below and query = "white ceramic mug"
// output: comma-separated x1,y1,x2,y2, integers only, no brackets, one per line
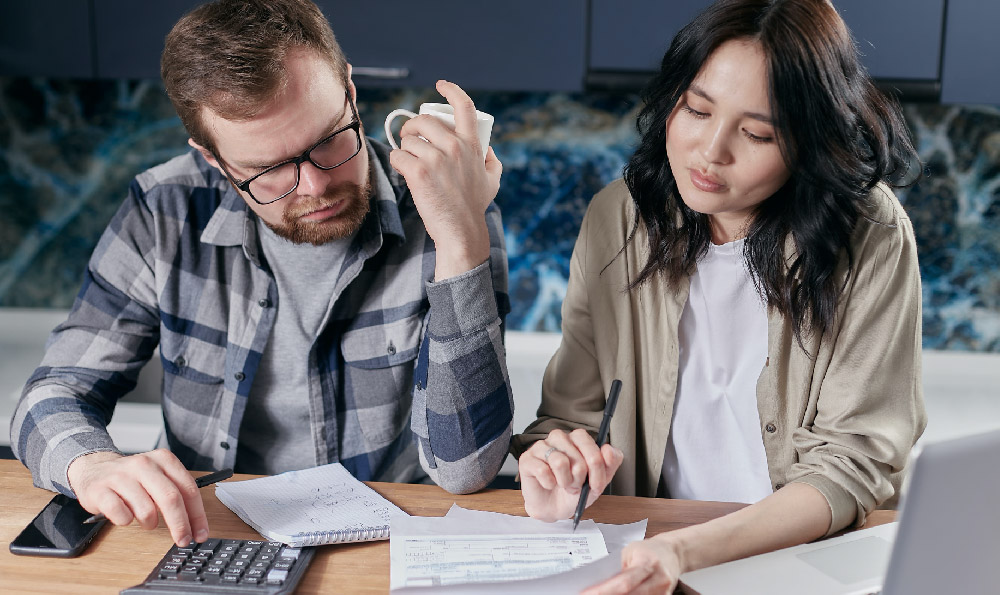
384,103,494,157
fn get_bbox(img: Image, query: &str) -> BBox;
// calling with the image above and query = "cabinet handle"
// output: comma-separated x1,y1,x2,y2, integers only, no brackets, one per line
352,66,410,79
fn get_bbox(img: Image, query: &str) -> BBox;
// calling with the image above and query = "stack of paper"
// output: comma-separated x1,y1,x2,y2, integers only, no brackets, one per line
390,505,647,593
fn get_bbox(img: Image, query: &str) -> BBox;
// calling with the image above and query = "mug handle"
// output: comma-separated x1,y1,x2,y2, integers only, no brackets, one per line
384,109,418,150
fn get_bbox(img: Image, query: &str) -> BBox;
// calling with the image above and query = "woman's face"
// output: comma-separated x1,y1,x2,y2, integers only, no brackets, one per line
665,38,791,244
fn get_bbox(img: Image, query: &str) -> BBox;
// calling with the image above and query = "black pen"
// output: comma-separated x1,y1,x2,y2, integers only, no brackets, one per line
83,468,234,524
573,379,622,531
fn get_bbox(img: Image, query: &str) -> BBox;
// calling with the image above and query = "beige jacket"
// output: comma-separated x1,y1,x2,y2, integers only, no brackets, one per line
512,179,926,535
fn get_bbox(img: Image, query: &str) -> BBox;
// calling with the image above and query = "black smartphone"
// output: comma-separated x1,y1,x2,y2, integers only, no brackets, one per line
9,493,108,557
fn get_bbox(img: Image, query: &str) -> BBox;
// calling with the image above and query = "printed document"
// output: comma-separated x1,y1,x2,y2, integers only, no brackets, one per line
390,505,647,592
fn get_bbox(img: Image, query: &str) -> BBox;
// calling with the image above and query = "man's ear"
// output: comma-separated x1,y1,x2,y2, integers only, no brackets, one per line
346,63,357,103
188,138,223,172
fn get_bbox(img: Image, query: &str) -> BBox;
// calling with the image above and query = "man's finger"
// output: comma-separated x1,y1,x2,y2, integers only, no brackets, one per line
111,481,160,529
141,470,195,546
155,454,210,543
435,79,478,144
485,147,502,186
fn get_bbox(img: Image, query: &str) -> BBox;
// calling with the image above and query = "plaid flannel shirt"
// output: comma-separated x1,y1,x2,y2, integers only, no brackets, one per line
11,139,513,496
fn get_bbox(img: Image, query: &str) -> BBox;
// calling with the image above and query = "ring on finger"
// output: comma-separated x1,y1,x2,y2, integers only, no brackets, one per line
543,446,560,462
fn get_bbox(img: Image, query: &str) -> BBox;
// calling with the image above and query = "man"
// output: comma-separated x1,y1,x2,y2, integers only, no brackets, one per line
10,0,512,548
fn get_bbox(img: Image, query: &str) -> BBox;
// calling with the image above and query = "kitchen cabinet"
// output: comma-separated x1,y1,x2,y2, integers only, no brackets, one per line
836,1,944,81
92,1,201,79
940,0,1000,105
588,0,945,90
0,3,92,78
88,0,588,92
318,1,586,91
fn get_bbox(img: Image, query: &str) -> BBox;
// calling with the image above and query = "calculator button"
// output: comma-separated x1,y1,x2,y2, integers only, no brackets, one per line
176,543,196,554
221,575,240,584
279,547,302,559
245,568,265,578
240,576,261,585
177,573,205,582
272,560,294,571
196,538,221,553
267,569,288,584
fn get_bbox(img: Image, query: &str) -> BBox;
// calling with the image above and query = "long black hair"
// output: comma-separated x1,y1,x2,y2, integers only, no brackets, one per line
623,0,918,344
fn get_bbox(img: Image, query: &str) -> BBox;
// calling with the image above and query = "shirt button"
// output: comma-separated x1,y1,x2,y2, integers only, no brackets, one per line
387,343,396,355
765,423,777,433
775,483,784,490
175,356,186,368
220,442,230,450
234,372,245,382
258,298,270,308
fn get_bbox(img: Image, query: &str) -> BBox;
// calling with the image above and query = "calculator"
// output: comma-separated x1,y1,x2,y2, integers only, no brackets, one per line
121,538,315,594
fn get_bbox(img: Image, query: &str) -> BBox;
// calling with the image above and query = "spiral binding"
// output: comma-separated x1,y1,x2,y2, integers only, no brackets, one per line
297,525,391,546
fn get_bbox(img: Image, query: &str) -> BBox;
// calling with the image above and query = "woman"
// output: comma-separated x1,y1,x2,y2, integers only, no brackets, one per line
511,0,926,592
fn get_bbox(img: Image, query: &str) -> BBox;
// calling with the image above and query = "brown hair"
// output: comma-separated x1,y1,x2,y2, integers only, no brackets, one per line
161,0,348,153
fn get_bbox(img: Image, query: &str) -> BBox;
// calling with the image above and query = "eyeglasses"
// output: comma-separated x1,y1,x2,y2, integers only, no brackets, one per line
214,96,363,205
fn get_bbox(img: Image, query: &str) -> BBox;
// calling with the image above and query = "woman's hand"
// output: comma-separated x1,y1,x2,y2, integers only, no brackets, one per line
517,428,623,521
582,534,685,595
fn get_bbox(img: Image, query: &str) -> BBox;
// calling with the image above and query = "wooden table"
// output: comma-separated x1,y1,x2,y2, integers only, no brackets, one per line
0,459,895,593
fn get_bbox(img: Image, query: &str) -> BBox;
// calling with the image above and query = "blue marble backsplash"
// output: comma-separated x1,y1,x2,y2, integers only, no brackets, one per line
1,78,999,351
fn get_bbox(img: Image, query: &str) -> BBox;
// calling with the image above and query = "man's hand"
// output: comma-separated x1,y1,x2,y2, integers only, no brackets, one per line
582,533,685,595
517,428,624,522
67,449,209,547
388,79,502,280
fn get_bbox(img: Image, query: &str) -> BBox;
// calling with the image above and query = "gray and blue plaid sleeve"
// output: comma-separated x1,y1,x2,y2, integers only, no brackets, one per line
10,185,160,496
410,203,514,493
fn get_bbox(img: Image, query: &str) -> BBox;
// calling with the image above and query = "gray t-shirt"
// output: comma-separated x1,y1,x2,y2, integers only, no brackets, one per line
235,221,353,475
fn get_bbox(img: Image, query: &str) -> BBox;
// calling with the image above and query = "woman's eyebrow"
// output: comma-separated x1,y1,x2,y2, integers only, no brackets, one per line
687,84,773,124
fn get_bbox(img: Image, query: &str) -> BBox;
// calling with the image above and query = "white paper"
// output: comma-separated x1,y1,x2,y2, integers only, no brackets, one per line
215,462,407,546
390,505,647,593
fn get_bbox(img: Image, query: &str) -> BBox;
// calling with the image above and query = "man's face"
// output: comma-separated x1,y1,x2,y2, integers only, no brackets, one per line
198,48,371,245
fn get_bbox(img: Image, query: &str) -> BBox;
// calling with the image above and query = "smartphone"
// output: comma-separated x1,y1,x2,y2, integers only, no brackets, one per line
9,493,108,557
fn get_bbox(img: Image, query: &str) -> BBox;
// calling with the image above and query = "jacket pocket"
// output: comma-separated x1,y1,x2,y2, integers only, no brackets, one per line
341,313,422,448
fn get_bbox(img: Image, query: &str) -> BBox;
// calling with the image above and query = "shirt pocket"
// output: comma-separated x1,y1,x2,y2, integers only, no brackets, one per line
340,313,423,449
159,335,226,429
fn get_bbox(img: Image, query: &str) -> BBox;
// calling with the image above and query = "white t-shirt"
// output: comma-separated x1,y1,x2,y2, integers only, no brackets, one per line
661,238,773,504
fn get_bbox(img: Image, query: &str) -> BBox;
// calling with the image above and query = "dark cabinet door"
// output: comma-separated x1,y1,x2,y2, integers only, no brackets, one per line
92,1,202,79
0,3,93,78
588,1,945,84
91,1,587,91
588,0,704,73
941,0,1000,105
320,1,586,91
835,0,944,81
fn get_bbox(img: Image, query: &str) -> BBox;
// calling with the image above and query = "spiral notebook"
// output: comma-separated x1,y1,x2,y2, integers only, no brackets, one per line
215,462,408,547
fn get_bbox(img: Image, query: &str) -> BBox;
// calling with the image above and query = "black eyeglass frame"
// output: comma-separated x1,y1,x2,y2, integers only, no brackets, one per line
213,96,363,205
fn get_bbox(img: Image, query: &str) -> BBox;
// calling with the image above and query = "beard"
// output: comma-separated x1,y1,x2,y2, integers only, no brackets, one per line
263,177,372,246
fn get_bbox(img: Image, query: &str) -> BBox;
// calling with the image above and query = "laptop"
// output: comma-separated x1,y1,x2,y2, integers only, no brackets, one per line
679,428,1000,595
